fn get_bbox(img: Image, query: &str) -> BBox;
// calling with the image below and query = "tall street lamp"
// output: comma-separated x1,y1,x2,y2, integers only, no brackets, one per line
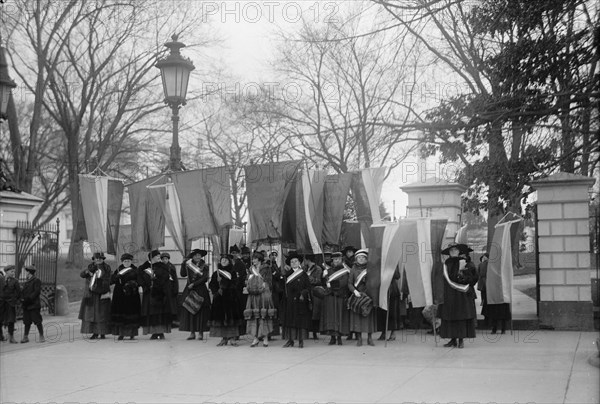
156,34,195,171
0,43,17,121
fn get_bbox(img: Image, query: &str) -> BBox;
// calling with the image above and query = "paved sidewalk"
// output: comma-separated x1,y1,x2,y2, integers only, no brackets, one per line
1,303,598,404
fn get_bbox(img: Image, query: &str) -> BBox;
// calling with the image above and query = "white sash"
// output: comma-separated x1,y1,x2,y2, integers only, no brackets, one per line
118,267,133,276
443,264,470,293
218,269,232,280
251,266,260,277
286,269,303,284
328,268,350,283
144,265,154,278
89,269,102,291
354,269,367,288
186,260,203,276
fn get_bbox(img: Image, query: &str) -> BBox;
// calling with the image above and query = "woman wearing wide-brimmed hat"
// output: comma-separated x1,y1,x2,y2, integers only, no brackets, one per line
110,253,141,340
179,249,211,340
347,249,377,347
138,250,175,340
209,253,243,346
438,242,479,348
280,251,312,348
244,251,276,347
79,252,112,339
320,252,351,345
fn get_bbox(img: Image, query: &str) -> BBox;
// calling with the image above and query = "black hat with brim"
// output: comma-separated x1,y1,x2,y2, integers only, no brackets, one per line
189,249,208,259
441,243,473,255
24,265,37,274
160,252,171,259
285,251,304,266
252,251,265,261
220,253,233,262
93,252,106,260
342,246,357,255
148,250,161,260
331,252,343,259
120,253,134,261
229,245,241,254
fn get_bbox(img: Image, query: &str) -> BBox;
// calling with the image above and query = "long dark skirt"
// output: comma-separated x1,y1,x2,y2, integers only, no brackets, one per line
487,303,511,321
349,310,377,333
79,295,112,335
111,291,141,338
282,327,308,340
179,305,211,333
440,318,476,339
320,295,350,335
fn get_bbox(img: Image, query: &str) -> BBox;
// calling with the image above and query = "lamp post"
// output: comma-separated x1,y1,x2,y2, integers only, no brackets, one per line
155,34,195,171
0,43,17,121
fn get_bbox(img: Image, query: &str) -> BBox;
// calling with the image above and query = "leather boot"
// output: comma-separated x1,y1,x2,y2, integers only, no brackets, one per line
356,334,363,347
328,336,336,345
367,334,375,346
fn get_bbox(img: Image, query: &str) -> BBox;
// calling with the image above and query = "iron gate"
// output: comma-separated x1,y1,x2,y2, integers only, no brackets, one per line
14,219,60,315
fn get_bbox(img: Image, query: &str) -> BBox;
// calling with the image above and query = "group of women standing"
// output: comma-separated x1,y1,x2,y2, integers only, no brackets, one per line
79,241,501,350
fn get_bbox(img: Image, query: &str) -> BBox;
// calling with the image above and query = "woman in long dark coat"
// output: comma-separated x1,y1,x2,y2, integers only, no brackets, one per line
209,254,243,346
478,252,511,333
138,250,174,340
304,253,323,340
179,249,211,340
438,243,479,348
161,252,180,323
320,252,350,345
268,251,284,339
348,249,377,347
110,253,141,340
281,251,312,348
79,252,112,339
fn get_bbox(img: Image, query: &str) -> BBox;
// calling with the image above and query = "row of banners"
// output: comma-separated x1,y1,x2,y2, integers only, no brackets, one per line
74,161,520,309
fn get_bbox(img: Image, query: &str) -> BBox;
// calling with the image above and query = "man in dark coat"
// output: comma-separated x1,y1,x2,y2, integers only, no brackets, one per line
2,265,21,343
20,265,45,343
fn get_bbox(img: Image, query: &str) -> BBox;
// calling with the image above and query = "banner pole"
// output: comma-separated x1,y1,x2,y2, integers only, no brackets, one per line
384,287,390,348
433,304,438,347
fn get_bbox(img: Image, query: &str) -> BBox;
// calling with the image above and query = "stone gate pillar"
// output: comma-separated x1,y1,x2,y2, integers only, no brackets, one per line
400,178,466,247
0,190,43,272
532,172,595,330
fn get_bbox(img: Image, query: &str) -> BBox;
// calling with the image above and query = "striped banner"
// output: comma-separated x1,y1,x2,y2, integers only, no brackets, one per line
245,161,302,243
370,220,420,310
171,167,233,240
402,217,448,307
128,176,166,250
299,170,326,253
487,214,523,304
147,183,185,255
78,174,124,255
454,224,468,244
322,173,353,246
351,167,387,247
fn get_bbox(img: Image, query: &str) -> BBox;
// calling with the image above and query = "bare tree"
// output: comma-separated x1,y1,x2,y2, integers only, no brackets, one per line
2,0,216,234
263,5,421,177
